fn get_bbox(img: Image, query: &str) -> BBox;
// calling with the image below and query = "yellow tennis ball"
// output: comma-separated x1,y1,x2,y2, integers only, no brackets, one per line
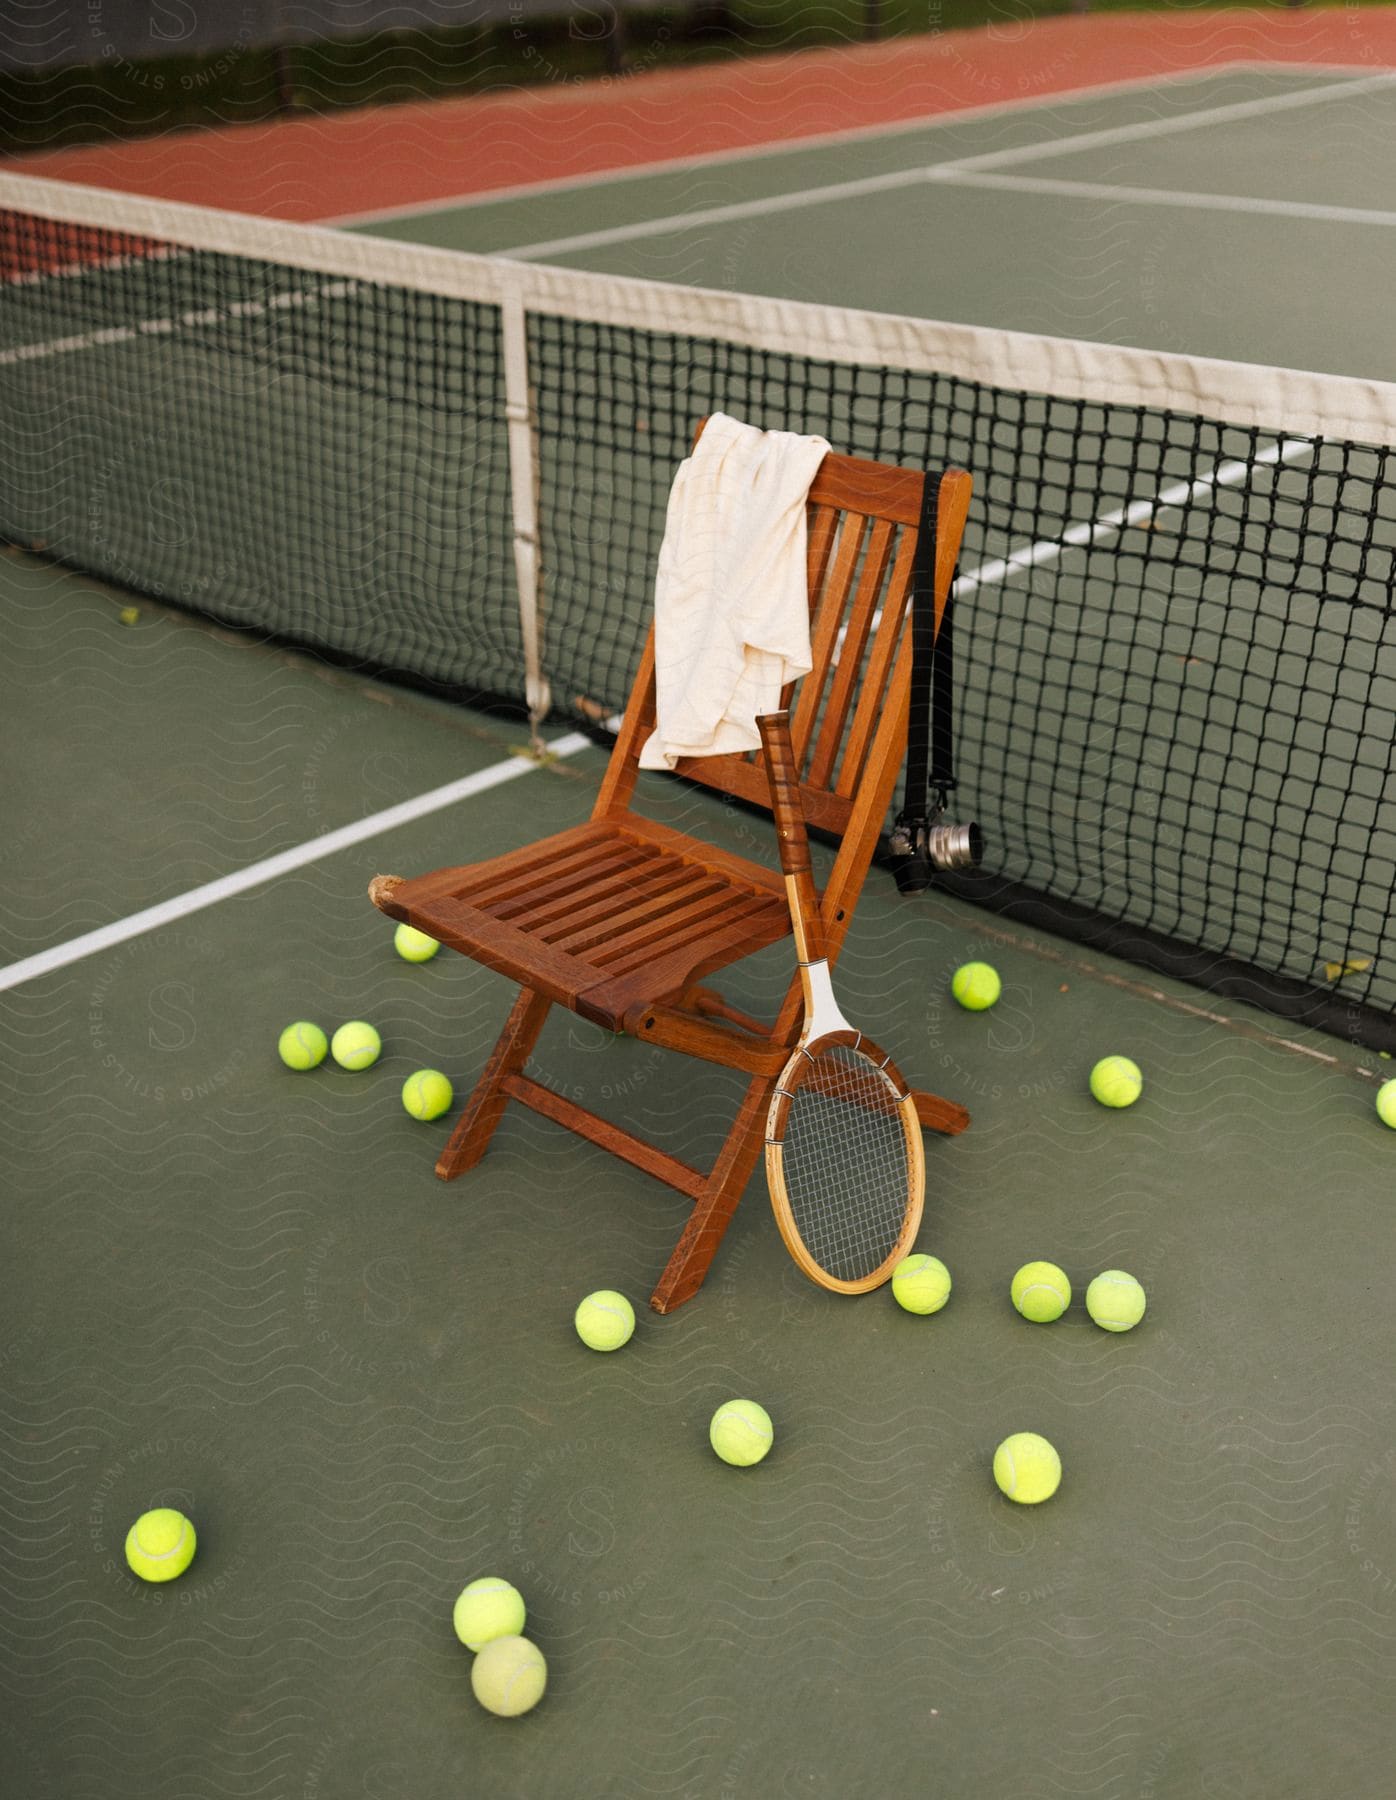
952,961,1001,1011
402,1069,453,1121
1377,1078,1396,1128
471,1634,547,1717
993,1432,1061,1504
1085,1269,1146,1332
574,1290,635,1351
394,923,440,963
1090,1055,1142,1107
124,1508,196,1582
891,1253,951,1315
278,1020,327,1070
330,1021,381,1070
1011,1260,1071,1323
453,1577,525,1651
710,1399,773,1467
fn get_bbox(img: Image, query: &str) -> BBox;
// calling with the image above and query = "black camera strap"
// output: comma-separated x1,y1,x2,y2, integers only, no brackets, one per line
892,469,958,892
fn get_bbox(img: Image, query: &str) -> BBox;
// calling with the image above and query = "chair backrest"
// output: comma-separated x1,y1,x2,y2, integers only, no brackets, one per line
595,434,971,942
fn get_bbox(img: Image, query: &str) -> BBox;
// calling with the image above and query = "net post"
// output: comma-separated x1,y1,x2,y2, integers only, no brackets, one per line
501,281,549,747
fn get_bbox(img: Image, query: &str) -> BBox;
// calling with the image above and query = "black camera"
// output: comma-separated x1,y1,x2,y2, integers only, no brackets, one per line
889,805,983,893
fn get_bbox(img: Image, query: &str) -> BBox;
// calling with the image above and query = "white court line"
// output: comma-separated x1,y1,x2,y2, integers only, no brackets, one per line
499,69,1396,259
0,731,595,992
930,169,1396,231
920,69,1396,173
0,278,358,368
4,244,181,286
955,439,1315,598
326,62,1272,227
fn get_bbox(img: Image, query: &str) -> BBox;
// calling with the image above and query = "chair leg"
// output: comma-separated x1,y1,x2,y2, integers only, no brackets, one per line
648,1067,775,1313
911,1090,971,1136
436,988,553,1181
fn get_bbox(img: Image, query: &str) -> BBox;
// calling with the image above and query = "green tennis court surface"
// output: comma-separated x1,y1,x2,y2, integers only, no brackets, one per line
357,65,1396,382
5,542,1396,1795
4,59,1396,1799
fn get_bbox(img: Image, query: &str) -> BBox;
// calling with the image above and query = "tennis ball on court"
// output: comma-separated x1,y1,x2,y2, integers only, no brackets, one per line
710,1399,774,1467
1011,1260,1071,1323
124,1508,196,1583
1090,1055,1142,1108
952,961,1001,1011
394,923,440,963
574,1290,635,1352
402,1069,453,1121
1377,1078,1396,1128
1085,1269,1146,1332
330,1021,381,1070
471,1634,547,1717
278,1020,327,1071
453,1577,526,1651
993,1432,1061,1504
891,1253,952,1315
118,605,140,626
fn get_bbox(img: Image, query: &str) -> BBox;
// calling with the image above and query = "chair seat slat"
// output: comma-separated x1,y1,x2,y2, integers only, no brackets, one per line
491,845,653,925
604,889,784,979
549,876,727,955
596,898,793,1012
464,837,619,908
595,883,763,972
402,822,612,907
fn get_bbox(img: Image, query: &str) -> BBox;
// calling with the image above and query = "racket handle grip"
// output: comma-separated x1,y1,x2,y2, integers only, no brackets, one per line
758,712,811,874
760,712,827,964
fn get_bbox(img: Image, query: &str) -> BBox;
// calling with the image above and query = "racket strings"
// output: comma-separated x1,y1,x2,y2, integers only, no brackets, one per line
775,1043,913,1283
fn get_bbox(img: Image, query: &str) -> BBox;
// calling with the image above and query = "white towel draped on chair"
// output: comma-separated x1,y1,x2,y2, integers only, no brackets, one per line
639,412,831,770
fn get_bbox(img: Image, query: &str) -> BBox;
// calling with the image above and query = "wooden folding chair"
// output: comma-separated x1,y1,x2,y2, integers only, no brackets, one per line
369,433,973,1312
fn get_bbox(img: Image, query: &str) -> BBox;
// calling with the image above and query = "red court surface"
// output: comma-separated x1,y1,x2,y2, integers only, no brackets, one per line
6,8,1396,220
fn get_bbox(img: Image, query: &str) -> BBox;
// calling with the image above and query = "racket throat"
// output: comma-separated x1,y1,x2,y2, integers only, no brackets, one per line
800,957,852,1039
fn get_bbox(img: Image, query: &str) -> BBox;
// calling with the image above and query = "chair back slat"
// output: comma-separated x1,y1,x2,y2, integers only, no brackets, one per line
596,433,970,866
806,513,897,791
834,525,919,799
807,450,925,525
788,508,868,771
804,500,841,617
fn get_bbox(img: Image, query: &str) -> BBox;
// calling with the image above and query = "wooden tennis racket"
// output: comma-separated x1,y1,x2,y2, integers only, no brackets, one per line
758,711,925,1293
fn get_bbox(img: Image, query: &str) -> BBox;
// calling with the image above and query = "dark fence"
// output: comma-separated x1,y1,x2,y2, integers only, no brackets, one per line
0,1,625,74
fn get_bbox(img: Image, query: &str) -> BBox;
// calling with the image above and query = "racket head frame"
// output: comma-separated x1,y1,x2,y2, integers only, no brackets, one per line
765,1028,925,1292
757,709,926,1293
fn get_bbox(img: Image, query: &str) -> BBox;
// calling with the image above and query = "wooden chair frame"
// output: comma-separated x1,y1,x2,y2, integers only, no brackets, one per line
370,434,973,1312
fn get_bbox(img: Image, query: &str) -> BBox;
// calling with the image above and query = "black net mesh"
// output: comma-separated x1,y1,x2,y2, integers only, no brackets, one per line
3,190,1395,1042
0,206,516,694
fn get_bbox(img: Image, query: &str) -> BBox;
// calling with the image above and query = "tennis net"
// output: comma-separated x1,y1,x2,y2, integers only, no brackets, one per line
3,173,1395,1048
